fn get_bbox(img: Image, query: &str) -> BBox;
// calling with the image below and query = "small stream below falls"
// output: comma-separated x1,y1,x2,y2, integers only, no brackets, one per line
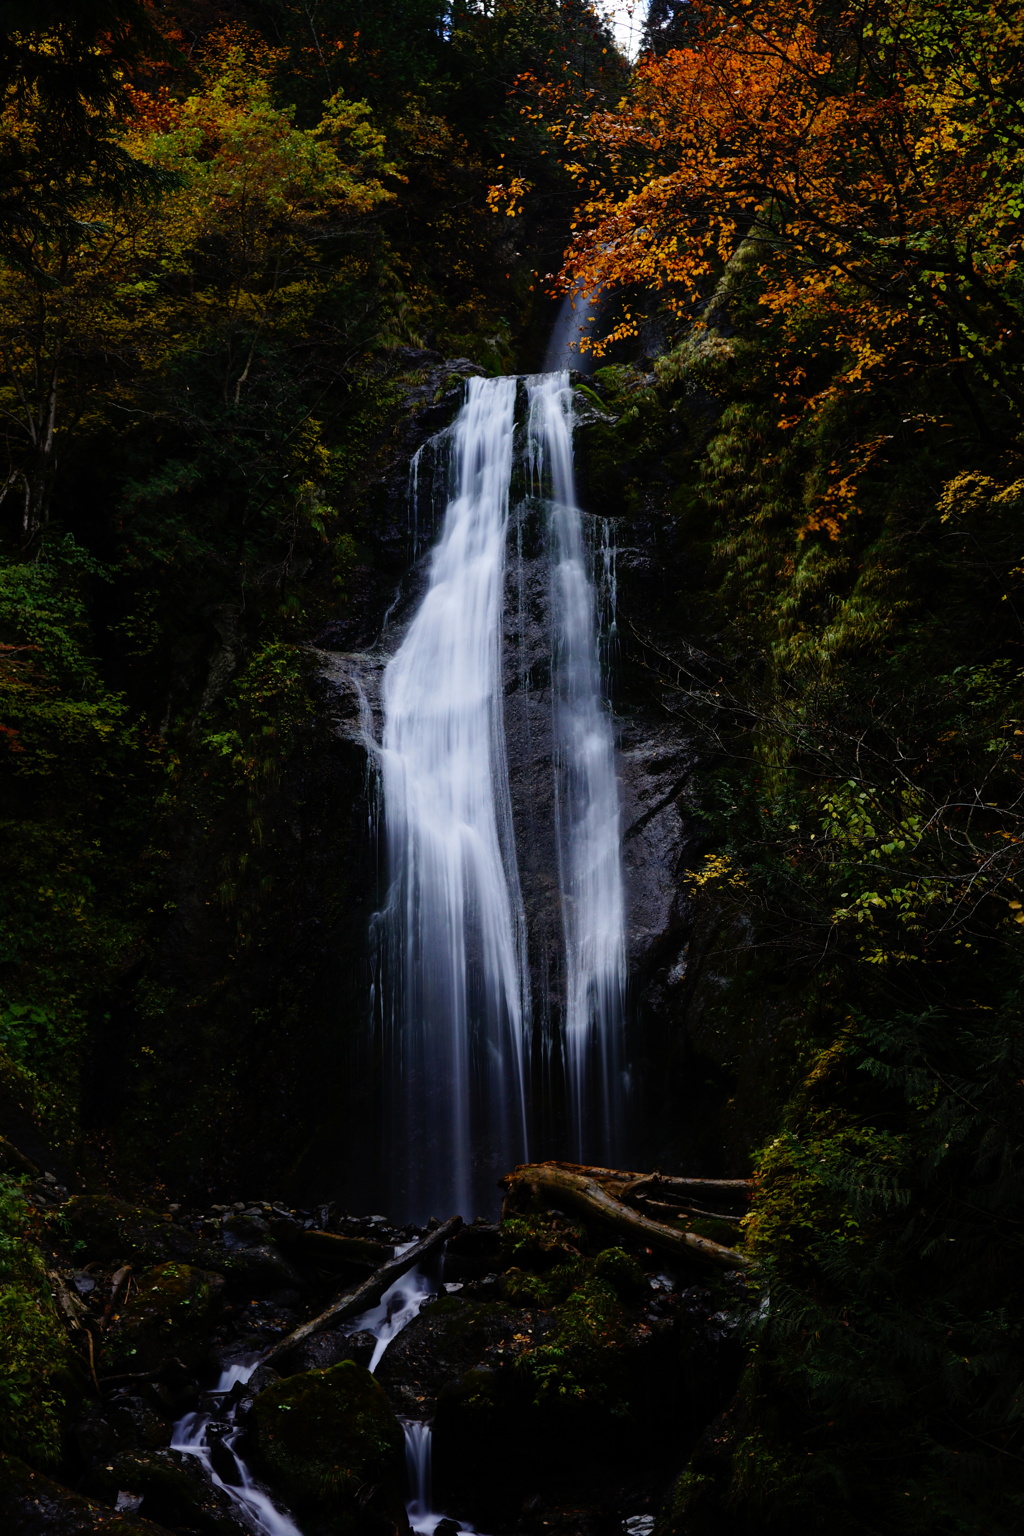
172,1251,468,1536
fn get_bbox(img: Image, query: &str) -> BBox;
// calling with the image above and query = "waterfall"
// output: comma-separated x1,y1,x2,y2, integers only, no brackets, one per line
376,369,626,1220
378,375,530,1222
527,374,626,1161
544,284,600,373
172,1360,303,1536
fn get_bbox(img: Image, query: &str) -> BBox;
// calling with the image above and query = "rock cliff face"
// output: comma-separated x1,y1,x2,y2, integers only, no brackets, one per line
124,357,727,1206
316,369,705,1203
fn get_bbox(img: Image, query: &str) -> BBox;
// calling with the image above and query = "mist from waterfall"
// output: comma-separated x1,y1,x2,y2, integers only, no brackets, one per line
376,370,626,1221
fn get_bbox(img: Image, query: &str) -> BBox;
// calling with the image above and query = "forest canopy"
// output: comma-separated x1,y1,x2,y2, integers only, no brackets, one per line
1,1,1023,1533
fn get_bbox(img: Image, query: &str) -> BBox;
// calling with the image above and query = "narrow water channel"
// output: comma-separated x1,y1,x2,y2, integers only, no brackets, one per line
172,1251,461,1536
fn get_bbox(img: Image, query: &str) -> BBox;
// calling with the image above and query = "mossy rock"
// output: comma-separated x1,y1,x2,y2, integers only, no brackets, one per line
85,1449,247,1536
500,1212,585,1272
374,1295,542,1418
593,1246,647,1301
201,1239,304,1298
0,1452,173,1534
686,1216,743,1249
248,1360,406,1536
103,1262,224,1373
0,1175,84,1466
61,1197,198,1269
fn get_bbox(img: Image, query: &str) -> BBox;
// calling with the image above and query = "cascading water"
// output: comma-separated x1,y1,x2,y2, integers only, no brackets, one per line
544,284,600,373
377,375,531,1222
170,367,627,1536
526,374,626,1161
172,1254,458,1536
171,1360,303,1536
377,369,626,1212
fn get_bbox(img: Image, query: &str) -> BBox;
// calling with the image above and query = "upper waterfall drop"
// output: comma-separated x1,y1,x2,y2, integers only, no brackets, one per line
544,286,600,374
375,369,627,1221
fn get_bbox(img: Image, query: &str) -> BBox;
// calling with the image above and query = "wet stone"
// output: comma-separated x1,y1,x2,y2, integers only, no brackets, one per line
106,1393,173,1453
0,1453,172,1535
285,1326,377,1375
85,1448,248,1536
374,1295,542,1418
104,1261,225,1373
248,1359,406,1536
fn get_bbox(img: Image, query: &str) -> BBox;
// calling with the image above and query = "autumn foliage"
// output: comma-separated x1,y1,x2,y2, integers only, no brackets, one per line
511,0,1024,517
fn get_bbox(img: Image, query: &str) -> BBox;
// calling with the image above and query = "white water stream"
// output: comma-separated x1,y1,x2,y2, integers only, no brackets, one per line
377,375,530,1222
171,1359,303,1536
172,1254,466,1536
527,374,626,1161
377,370,626,1216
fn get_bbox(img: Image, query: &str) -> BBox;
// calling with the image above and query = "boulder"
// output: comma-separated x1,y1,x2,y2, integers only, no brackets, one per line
441,1222,501,1283
205,1241,305,1298
74,1393,171,1467
373,1295,543,1419
248,1360,407,1536
62,1198,198,1269
85,1448,248,1536
104,1263,224,1373
421,1270,679,1519
283,1326,377,1375
0,1452,173,1535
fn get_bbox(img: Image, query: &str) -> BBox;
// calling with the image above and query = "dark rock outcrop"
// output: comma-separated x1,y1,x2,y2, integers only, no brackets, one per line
247,1360,407,1536
84,1450,248,1536
0,1453,174,1536
104,1263,224,1374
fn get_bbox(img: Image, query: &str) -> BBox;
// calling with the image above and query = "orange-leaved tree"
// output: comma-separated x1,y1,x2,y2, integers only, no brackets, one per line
512,0,1024,465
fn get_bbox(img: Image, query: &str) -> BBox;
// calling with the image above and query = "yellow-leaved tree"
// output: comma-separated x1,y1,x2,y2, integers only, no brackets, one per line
504,0,1024,530
0,34,397,536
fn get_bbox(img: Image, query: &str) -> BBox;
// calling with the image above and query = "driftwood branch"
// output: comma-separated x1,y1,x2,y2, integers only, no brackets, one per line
280,1229,391,1270
619,1173,751,1197
639,1198,742,1225
502,1162,748,1269
260,1215,463,1371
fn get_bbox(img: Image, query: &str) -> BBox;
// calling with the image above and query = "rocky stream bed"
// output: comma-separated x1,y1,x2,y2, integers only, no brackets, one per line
0,1155,750,1536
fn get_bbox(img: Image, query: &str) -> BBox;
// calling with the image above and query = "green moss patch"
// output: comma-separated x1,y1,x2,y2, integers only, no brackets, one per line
249,1360,404,1535
103,1262,223,1373
0,1177,77,1467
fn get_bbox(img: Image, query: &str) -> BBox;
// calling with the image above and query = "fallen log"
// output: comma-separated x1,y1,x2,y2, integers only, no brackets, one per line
502,1163,747,1269
619,1173,751,1199
278,1228,392,1271
639,1198,742,1226
259,1214,463,1371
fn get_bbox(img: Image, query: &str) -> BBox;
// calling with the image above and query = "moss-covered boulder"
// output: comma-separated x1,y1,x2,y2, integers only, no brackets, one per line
84,1449,248,1536
248,1360,407,1536
0,1453,173,1535
205,1240,305,1298
428,1259,679,1520
0,1175,83,1466
61,1197,198,1269
103,1262,223,1373
374,1294,543,1418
